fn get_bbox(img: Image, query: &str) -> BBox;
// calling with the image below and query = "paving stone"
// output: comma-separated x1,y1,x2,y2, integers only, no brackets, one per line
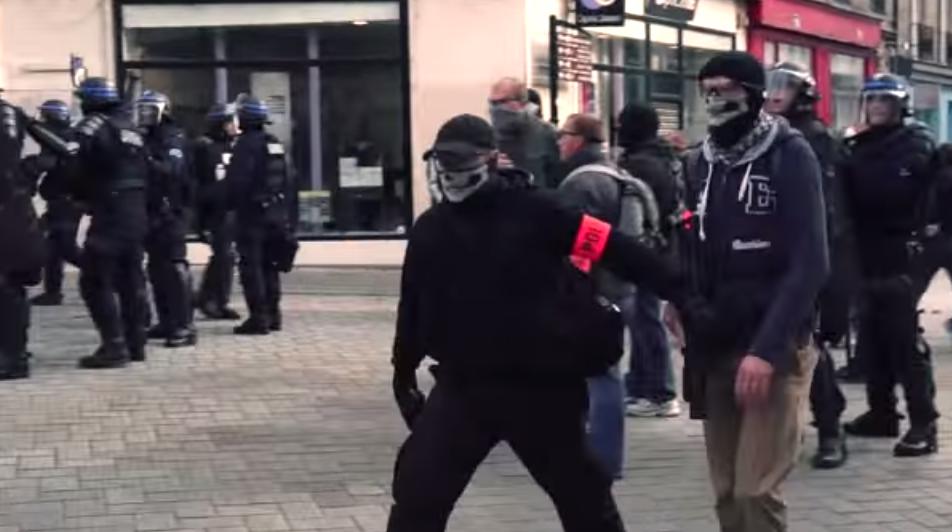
1,269,951,531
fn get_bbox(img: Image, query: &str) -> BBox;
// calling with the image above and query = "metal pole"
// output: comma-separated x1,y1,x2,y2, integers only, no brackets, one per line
549,15,559,125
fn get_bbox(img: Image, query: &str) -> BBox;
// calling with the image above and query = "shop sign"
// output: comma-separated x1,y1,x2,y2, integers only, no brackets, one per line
557,24,593,82
576,0,626,27
645,0,698,22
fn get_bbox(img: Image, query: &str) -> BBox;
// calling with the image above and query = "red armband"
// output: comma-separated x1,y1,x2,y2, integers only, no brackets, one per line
569,214,611,273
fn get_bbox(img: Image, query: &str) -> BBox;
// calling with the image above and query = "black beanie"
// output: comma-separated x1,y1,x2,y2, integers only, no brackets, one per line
617,103,660,148
698,51,765,90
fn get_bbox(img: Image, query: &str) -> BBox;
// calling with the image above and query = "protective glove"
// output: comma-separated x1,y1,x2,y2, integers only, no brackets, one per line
392,368,426,430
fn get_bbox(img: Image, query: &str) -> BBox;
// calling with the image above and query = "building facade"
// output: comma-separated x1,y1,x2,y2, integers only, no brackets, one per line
746,0,883,131
1,0,752,266
886,0,952,142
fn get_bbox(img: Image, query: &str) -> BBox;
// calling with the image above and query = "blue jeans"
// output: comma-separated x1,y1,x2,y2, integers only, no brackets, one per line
624,291,677,403
587,364,625,480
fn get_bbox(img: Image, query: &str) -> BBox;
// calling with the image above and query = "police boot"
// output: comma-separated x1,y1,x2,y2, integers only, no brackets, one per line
894,422,938,457
269,309,282,332
165,327,197,348
30,292,63,306
0,352,30,380
78,341,130,369
844,411,900,438
147,324,168,340
129,343,146,363
812,434,848,469
234,317,270,335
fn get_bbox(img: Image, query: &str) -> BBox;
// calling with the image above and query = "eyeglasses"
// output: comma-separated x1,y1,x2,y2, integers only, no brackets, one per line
557,130,583,139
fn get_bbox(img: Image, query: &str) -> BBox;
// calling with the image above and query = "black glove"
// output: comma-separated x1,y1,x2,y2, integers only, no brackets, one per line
392,369,426,430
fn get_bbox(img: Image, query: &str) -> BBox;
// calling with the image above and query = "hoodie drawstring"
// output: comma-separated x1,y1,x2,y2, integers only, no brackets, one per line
697,162,714,241
737,161,754,204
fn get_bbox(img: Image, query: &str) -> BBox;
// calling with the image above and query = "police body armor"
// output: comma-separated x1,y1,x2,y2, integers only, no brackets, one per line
254,135,297,272
75,113,149,241
0,101,46,276
145,124,190,224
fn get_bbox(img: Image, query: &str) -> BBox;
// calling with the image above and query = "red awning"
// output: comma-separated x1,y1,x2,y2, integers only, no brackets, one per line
750,0,882,48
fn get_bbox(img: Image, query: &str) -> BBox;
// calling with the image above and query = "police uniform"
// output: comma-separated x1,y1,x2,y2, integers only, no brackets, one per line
73,78,150,368
0,98,47,379
194,105,239,320
26,101,82,305
139,92,196,348
227,98,295,335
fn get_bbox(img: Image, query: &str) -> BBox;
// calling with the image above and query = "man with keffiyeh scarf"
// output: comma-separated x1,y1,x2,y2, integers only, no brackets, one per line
674,51,829,532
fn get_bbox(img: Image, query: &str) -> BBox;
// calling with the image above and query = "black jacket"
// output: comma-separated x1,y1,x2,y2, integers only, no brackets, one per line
682,118,829,373
144,120,192,222
841,122,936,277
226,128,292,228
618,137,681,226
74,106,149,243
787,113,843,240
393,173,679,381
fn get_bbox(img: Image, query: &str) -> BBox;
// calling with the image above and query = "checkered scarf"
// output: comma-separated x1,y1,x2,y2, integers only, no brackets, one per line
707,111,777,166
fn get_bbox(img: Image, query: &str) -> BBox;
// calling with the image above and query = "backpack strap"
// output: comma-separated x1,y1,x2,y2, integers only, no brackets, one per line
566,163,662,236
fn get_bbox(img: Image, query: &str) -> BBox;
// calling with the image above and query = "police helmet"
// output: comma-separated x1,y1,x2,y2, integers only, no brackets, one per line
206,102,235,123
135,90,171,127
767,62,818,102
38,99,71,126
75,77,120,108
237,97,270,127
861,73,911,112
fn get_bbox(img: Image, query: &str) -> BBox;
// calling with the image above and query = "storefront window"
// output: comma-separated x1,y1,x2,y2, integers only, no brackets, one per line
120,1,409,238
777,43,813,72
913,83,941,137
831,53,865,132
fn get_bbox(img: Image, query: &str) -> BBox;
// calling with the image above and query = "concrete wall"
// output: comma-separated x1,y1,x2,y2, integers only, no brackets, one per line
1,0,113,111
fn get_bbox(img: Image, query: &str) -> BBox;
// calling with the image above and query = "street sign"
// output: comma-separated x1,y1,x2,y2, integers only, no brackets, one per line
576,0,626,27
557,25,593,83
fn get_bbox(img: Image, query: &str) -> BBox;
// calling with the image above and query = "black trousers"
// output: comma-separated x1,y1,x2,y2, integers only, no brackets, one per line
145,218,194,333
236,224,282,326
856,276,938,427
198,211,236,311
79,235,147,352
0,276,29,363
41,201,82,296
911,234,952,302
809,344,846,438
386,379,625,532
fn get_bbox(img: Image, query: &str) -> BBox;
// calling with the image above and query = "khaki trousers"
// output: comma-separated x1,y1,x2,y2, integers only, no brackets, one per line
703,347,818,532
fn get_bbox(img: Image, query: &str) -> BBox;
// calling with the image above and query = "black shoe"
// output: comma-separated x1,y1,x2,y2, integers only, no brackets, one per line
129,345,146,362
78,344,130,369
894,423,938,457
269,313,282,332
234,319,270,335
30,292,63,306
812,435,848,469
165,328,197,348
0,356,30,380
220,307,241,320
844,411,900,438
147,325,169,340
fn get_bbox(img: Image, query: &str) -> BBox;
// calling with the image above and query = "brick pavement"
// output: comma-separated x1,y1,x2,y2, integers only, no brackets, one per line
1,268,951,532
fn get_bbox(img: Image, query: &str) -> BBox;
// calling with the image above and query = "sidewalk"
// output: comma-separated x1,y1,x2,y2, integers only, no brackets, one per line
0,270,950,532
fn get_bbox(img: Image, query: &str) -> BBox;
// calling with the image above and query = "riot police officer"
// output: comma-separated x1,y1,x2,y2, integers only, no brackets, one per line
765,62,849,469
194,103,240,321
0,93,47,380
72,77,150,368
137,91,197,348
840,74,939,456
227,97,296,335
26,100,82,306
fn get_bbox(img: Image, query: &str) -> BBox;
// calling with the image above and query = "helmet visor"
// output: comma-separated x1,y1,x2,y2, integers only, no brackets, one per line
135,101,165,127
765,69,805,98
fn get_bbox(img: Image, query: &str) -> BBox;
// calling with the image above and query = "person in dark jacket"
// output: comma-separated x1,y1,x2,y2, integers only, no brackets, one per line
678,52,829,532
488,78,560,188
615,102,682,419
26,100,82,306
910,143,952,301
226,97,296,335
840,74,940,457
388,114,681,532
138,91,197,348
0,94,48,380
72,77,150,369
194,103,240,321
765,62,849,470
